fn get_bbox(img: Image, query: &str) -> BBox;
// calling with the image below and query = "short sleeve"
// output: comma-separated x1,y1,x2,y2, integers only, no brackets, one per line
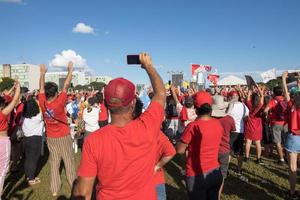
180,123,194,144
159,133,176,157
138,101,164,136
267,99,275,110
77,139,98,177
38,93,46,111
58,91,67,105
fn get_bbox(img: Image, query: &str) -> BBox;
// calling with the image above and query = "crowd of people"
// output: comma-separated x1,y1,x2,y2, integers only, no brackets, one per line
0,53,299,200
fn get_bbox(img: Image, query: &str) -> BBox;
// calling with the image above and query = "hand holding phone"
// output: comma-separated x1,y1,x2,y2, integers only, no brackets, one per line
127,55,141,65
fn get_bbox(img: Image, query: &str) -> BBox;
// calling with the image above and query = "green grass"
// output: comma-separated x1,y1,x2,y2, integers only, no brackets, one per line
3,147,292,200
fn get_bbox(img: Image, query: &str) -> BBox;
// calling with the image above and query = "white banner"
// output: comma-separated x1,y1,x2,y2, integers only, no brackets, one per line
261,68,276,83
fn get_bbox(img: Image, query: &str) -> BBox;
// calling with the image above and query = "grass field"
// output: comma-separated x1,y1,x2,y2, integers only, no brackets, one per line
3,147,293,200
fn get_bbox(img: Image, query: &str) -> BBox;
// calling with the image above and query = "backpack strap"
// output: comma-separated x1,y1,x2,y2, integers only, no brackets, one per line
44,102,69,126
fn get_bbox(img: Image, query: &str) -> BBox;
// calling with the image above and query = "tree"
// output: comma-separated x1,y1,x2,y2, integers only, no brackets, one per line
89,81,106,91
0,77,15,92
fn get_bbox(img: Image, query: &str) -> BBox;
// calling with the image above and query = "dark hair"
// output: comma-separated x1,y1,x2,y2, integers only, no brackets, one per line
0,96,6,108
133,97,144,119
184,96,194,109
195,103,212,116
22,99,40,119
251,93,260,109
148,92,154,100
294,92,300,108
95,92,104,104
273,86,283,96
45,82,58,99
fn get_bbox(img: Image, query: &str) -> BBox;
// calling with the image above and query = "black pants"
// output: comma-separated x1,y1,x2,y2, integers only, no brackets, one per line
23,136,42,180
186,168,223,200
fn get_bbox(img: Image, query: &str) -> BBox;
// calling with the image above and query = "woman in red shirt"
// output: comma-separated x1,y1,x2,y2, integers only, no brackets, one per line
244,85,264,164
177,91,224,200
0,81,20,198
283,71,300,199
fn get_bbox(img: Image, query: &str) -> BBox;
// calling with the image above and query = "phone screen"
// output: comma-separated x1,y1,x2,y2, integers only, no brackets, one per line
127,55,141,65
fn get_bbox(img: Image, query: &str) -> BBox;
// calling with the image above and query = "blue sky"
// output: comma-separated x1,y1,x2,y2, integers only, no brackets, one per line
0,0,300,84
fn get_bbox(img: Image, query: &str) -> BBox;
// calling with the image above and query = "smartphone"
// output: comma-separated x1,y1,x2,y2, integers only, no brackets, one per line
127,55,141,65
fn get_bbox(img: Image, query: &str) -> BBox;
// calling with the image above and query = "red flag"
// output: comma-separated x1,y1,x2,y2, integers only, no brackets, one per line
192,64,201,76
207,74,220,85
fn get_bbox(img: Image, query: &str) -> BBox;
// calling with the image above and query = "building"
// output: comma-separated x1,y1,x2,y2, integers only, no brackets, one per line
46,72,112,90
1,63,112,91
0,63,40,91
46,71,89,90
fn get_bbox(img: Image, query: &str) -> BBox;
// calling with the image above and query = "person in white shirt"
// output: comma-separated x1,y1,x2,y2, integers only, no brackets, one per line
83,97,100,138
227,90,249,179
22,98,44,185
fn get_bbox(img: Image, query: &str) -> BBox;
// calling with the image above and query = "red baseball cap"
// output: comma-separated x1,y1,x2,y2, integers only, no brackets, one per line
104,78,136,108
193,91,213,108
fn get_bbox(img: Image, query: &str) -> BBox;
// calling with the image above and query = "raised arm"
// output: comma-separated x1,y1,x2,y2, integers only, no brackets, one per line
282,71,290,102
140,53,166,108
39,64,47,94
170,85,180,105
2,81,21,116
63,61,74,92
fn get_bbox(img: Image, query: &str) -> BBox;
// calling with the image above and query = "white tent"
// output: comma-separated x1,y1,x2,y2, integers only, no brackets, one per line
217,75,247,86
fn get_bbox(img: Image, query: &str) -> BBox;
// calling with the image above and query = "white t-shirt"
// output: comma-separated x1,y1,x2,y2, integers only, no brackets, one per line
22,113,44,137
83,107,100,132
176,103,197,133
66,102,73,116
227,101,249,133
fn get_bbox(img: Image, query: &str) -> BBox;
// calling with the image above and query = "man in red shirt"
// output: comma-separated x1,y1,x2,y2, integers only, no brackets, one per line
39,61,75,197
177,91,224,200
264,86,288,164
72,53,166,200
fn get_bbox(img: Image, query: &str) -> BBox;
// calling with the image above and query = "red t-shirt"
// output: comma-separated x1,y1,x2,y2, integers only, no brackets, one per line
0,112,8,132
77,101,164,200
99,103,108,121
181,118,223,176
267,96,287,126
39,92,70,138
288,101,300,136
154,132,176,185
218,115,236,154
244,100,263,139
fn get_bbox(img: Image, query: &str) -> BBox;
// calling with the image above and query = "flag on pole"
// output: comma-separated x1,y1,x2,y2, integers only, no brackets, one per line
207,74,220,86
260,68,276,83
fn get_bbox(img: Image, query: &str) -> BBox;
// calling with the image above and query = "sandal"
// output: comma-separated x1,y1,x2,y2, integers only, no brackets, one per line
28,178,41,186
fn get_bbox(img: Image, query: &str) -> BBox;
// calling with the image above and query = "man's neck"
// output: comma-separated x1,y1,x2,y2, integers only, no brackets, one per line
111,114,133,128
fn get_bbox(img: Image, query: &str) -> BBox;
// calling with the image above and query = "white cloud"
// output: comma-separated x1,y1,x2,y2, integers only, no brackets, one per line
49,49,88,68
0,0,23,3
104,31,110,35
72,23,94,34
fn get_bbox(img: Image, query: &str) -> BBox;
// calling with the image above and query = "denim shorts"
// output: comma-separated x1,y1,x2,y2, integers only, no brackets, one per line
285,133,300,153
156,184,166,200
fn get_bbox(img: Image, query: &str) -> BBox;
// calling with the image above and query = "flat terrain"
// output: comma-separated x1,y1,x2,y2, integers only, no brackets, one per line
3,147,292,200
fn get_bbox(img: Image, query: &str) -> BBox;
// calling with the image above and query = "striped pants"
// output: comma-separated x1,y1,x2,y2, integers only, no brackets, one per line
0,137,11,197
47,135,76,194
